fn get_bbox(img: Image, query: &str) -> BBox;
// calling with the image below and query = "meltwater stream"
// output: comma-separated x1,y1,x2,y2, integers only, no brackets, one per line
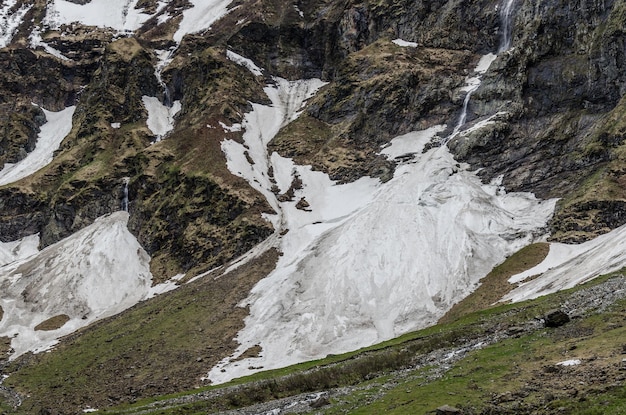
121,177,130,212
499,0,517,52
446,0,518,142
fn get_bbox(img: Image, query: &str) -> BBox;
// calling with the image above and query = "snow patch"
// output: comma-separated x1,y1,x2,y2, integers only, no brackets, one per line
29,27,70,60
454,111,508,139
44,0,158,32
142,96,181,141
147,273,186,298
209,77,555,384
557,359,581,366
380,127,445,160
0,0,32,49
503,224,626,303
293,5,304,18
0,105,75,186
173,0,235,42
219,121,242,132
227,50,263,76
475,53,497,74
392,38,417,48
0,212,176,359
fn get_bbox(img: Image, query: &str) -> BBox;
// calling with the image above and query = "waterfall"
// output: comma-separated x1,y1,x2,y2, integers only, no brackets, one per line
155,48,176,107
445,0,517,143
450,82,479,139
121,177,130,212
499,0,517,52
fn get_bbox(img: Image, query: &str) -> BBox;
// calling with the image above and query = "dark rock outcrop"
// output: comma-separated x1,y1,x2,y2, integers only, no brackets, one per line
544,309,571,328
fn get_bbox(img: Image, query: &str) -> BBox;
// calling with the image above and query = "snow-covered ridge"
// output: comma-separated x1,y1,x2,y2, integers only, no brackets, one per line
208,53,557,384
0,105,75,186
0,212,179,359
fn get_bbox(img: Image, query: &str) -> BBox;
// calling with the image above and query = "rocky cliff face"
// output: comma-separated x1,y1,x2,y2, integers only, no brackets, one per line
2,0,626,412
453,0,626,242
3,0,623,272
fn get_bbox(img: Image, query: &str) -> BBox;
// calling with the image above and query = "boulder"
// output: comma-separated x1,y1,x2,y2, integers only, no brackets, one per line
544,310,571,328
436,404,462,414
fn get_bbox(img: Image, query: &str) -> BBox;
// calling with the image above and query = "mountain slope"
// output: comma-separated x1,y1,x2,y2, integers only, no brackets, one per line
1,0,626,413
70,272,626,415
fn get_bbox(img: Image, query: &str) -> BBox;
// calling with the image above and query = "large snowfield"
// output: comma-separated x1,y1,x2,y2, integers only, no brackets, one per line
208,59,558,383
3,0,626,389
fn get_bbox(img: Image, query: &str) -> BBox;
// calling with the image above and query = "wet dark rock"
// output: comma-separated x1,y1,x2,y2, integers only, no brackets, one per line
544,310,571,328
436,404,462,414
309,394,330,408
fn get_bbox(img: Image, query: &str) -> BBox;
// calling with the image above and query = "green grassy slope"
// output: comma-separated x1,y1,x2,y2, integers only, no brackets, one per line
88,271,626,415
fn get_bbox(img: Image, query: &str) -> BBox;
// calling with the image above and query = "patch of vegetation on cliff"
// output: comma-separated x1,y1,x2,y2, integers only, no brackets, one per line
550,96,626,243
0,105,45,169
269,39,474,182
132,168,273,281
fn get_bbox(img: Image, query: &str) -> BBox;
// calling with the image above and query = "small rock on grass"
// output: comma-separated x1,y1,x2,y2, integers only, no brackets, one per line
436,404,462,414
544,310,570,327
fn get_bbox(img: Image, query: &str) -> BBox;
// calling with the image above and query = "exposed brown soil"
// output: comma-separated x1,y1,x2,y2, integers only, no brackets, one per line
33,315,70,331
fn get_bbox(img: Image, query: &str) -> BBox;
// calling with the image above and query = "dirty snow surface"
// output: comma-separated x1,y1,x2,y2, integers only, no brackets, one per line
0,235,39,267
0,106,75,186
0,212,160,359
503,224,626,303
208,58,557,383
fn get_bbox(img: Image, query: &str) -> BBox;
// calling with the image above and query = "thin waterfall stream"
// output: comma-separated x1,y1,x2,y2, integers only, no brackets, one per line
155,48,176,107
445,0,517,143
499,0,517,52
121,177,130,212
